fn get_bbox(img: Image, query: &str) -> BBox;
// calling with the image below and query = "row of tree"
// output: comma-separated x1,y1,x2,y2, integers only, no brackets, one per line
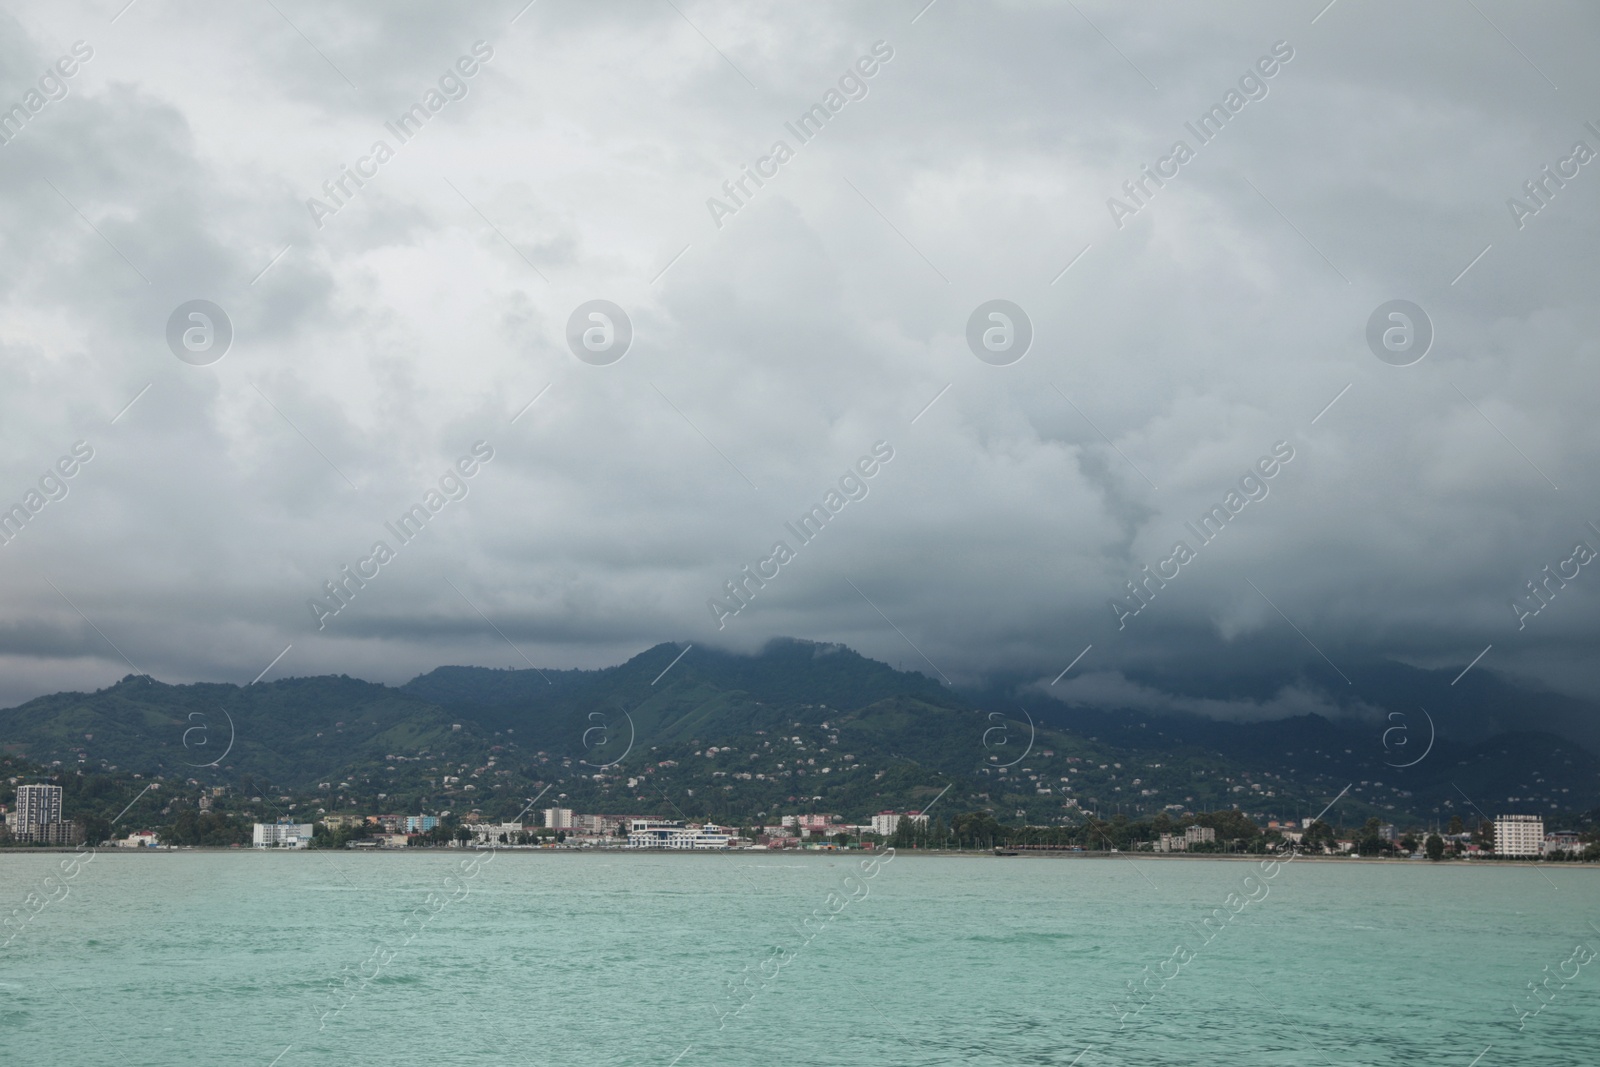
879,810,1273,852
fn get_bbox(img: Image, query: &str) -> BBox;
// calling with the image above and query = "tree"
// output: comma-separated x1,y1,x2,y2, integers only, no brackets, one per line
951,811,1001,849
1448,815,1465,836
1354,817,1391,856
1425,834,1445,861
1302,820,1337,853
79,814,112,847
163,809,249,847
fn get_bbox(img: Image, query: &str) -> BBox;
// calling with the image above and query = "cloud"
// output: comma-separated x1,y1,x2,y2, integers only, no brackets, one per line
0,1,1596,727
1034,669,1385,724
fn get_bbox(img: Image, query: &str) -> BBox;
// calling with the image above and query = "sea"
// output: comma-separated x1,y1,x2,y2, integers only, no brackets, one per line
0,850,1595,1066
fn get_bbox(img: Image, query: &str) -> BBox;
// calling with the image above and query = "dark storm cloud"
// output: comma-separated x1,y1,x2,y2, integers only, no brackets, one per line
0,0,1595,736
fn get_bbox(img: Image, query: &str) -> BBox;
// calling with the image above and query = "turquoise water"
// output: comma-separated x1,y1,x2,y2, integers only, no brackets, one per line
1,851,1595,1066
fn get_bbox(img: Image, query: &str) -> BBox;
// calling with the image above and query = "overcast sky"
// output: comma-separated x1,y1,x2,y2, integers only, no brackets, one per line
0,0,1597,725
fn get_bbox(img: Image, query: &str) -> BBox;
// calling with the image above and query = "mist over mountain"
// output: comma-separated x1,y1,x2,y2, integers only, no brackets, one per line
984,654,1600,751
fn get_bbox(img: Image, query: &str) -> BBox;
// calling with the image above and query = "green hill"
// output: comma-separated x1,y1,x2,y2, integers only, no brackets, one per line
1,638,1597,833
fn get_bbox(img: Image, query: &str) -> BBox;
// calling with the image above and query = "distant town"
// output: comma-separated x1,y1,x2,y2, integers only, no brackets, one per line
3,781,1594,862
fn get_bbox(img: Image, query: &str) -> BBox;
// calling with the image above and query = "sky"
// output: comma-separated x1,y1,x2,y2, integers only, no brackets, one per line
0,0,1597,729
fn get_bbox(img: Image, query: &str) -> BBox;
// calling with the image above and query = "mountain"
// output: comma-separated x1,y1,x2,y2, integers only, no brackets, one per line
1,639,1596,829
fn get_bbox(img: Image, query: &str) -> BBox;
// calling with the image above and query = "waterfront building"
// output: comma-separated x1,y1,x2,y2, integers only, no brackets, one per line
15,784,62,832
12,784,74,843
626,819,732,849
404,815,438,833
6,814,77,845
1494,814,1544,857
466,822,526,846
544,807,575,829
1543,831,1584,857
252,820,315,849
1184,825,1216,846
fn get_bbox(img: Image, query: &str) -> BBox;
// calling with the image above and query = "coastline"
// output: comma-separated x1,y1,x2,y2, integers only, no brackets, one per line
1,847,1593,868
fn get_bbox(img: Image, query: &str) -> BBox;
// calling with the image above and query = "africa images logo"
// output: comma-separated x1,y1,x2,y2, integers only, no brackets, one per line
305,41,495,229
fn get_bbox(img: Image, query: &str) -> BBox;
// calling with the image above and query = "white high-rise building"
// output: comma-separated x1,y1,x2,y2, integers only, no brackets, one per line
252,821,315,849
544,807,574,829
12,784,73,843
1494,814,1544,857
15,784,63,831
871,812,901,836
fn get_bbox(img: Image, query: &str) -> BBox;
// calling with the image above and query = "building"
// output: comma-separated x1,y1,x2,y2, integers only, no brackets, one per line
116,831,160,848
11,784,74,843
253,820,315,849
627,819,732,849
466,822,526,846
1544,831,1584,857
16,783,63,828
575,813,621,834
14,783,63,837
404,815,438,833
544,807,575,829
6,813,77,845
1184,825,1216,846
1494,814,1544,857
870,812,900,836
1156,833,1186,852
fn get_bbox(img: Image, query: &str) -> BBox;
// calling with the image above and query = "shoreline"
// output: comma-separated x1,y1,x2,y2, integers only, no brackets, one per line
1,847,1593,868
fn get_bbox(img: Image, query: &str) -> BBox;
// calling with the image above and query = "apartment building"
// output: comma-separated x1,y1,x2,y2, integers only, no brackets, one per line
1493,814,1544,857
626,819,732,849
253,821,315,849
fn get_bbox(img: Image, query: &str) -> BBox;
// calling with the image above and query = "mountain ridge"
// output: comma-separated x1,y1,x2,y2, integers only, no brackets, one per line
1,638,1595,828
